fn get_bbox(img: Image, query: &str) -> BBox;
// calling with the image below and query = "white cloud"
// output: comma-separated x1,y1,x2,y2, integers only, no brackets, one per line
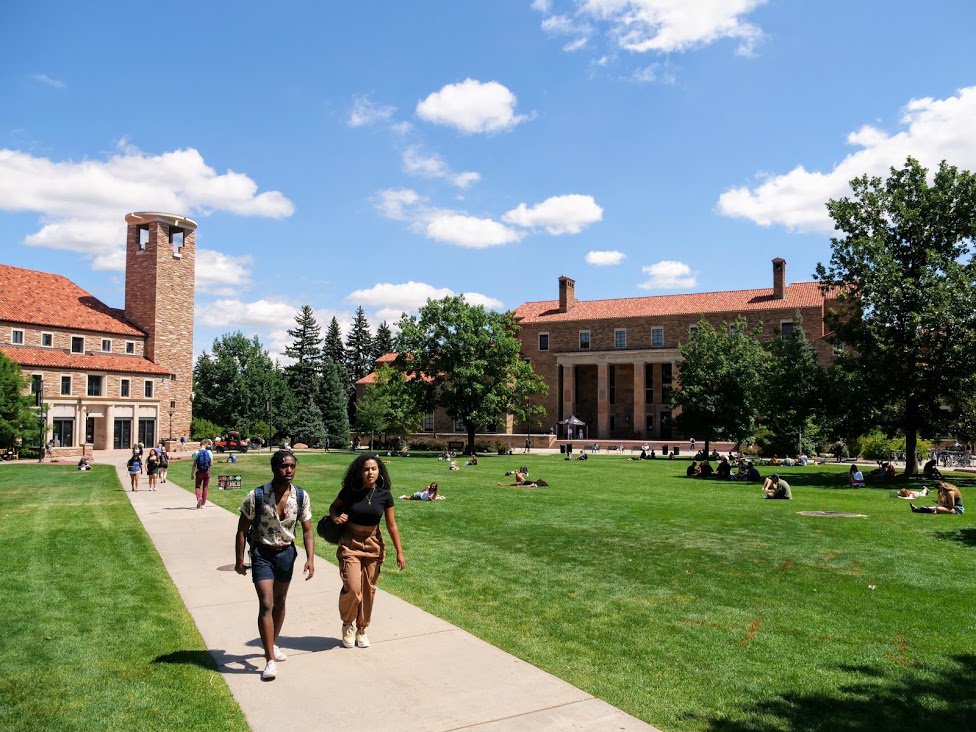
372,188,426,221
33,73,65,89
586,249,626,266
503,194,604,235
531,0,552,11
402,146,480,189
633,63,677,84
717,86,976,232
580,0,767,55
197,298,297,329
348,95,397,127
416,79,530,134
425,214,522,248
542,15,583,35
347,281,503,321
564,38,589,52
639,260,696,289
196,250,253,296
0,145,294,269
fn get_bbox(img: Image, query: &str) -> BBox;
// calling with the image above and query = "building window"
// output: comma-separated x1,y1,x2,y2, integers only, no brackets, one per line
169,400,176,409
780,321,795,339
137,225,150,250
120,379,130,398
125,341,135,354
41,332,53,347
144,380,154,398
538,332,549,351
11,329,24,345
60,375,71,396
609,364,616,405
71,336,85,354
688,325,698,338
85,417,95,444
579,331,590,350
87,375,102,397
101,339,112,352
646,414,654,433
453,418,466,432
614,329,627,349
651,327,664,348
662,363,673,386
53,418,74,448
422,412,434,432
645,364,654,404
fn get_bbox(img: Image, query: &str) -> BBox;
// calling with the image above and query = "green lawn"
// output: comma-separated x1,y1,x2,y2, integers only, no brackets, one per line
192,452,976,730
0,465,247,732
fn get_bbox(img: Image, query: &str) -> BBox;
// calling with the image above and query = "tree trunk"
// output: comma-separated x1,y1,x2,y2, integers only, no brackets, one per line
904,399,919,476
703,439,710,459
467,422,476,456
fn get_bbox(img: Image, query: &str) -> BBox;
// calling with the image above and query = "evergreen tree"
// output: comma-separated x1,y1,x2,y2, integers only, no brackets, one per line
319,360,350,447
372,321,394,362
284,305,323,410
323,316,346,370
345,306,374,383
291,399,327,447
0,353,36,448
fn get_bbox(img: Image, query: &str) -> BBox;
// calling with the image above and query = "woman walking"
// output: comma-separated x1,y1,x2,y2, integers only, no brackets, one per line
328,455,405,649
127,451,142,491
158,446,169,483
146,450,159,491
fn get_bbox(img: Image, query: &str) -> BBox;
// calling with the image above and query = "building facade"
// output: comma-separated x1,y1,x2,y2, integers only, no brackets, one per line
0,212,197,455
512,259,838,441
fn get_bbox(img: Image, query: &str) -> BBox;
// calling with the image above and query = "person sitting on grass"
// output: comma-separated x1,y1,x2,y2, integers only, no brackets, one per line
400,483,445,501
911,482,964,514
686,460,699,477
77,456,93,471
716,457,732,480
577,450,589,461
698,460,714,479
497,477,549,487
923,458,942,480
628,449,647,461
464,456,478,466
849,464,866,487
745,462,762,482
449,460,459,471
763,473,792,499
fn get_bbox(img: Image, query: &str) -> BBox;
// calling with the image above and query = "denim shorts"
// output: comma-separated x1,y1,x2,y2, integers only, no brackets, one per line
251,543,298,583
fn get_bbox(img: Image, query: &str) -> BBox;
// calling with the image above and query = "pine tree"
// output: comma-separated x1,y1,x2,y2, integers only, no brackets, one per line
323,317,346,369
372,321,394,362
291,399,327,447
345,306,374,383
319,360,350,448
284,305,323,411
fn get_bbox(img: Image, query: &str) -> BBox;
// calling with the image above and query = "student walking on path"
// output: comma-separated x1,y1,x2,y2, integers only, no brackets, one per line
191,439,214,509
328,454,405,649
234,451,315,681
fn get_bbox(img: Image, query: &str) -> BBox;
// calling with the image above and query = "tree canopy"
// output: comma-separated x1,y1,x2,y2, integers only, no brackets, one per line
394,296,547,454
0,353,37,448
815,157,976,473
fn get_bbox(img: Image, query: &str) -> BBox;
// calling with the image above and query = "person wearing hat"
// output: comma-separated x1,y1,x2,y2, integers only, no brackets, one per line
763,473,792,499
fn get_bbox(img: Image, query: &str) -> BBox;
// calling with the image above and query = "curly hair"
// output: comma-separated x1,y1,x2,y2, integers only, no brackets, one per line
271,449,297,471
342,454,392,493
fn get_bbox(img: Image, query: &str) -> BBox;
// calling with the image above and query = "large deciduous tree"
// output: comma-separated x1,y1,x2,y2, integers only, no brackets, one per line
815,158,976,474
671,319,768,457
761,315,823,456
0,353,37,448
394,296,547,454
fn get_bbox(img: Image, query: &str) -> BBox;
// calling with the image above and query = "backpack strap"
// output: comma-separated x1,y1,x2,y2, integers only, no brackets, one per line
296,487,305,524
249,485,267,545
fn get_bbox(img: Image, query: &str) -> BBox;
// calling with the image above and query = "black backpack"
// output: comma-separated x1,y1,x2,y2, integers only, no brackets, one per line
249,484,306,546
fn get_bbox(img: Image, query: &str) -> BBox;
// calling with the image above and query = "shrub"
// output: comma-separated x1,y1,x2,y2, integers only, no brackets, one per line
191,417,224,442
407,438,445,451
860,431,895,460
473,440,495,454
494,441,512,455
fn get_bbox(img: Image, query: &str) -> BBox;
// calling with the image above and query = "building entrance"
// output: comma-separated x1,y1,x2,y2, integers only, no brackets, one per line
113,419,132,450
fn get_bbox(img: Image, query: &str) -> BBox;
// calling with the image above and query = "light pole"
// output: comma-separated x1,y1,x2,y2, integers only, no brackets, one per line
82,405,90,457
168,410,174,441
266,399,272,452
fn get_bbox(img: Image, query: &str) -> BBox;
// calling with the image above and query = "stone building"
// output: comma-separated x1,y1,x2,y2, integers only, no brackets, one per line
0,212,196,456
512,259,838,441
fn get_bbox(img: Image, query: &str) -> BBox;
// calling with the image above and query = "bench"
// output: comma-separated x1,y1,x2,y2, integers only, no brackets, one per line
447,440,465,453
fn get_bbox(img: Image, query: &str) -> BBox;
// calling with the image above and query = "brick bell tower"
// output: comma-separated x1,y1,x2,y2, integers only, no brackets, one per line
124,212,197,441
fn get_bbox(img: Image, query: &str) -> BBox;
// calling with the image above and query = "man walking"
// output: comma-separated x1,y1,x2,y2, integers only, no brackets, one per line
235,451,314,680
191,439,214,509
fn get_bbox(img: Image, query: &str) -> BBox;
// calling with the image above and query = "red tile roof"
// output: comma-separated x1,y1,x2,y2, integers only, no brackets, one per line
0,263,144,336
0,345,171,375
357,353,436,385
513,282,826,323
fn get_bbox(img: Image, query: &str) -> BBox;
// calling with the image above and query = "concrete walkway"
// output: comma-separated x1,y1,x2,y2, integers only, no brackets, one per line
111,456,658,731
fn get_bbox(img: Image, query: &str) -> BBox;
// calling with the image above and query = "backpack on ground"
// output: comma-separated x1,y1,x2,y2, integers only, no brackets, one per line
195,449,212,472
249,484,305,546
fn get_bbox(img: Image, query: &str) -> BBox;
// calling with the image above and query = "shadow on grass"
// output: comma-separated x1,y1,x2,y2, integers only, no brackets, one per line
693,654,976,731
152,650,220,671
933,528,976,547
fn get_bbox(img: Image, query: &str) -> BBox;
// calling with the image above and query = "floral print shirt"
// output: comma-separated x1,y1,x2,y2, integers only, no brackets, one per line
240,484,312,548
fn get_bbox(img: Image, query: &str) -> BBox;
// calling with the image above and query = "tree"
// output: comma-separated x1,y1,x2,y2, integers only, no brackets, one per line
292,400,326,447
671,319,768,457
394,295,547,454
323,316,347,372
354,384,388,448
0,353,36,448
373,366,423,439
345,306,374,384
372,321,394,363
815,158,976,474
193,332,291,437
319,360,350,447
284,306,323,406
761,314,823,456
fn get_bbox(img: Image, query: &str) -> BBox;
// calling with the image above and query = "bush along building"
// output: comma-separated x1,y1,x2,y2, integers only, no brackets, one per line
0,212,196,456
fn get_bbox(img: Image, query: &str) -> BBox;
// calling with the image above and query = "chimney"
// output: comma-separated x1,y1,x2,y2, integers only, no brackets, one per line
772,258,786,299
558,276,576,313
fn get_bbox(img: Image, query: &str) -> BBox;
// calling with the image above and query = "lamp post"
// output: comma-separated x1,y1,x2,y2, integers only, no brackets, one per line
168,410,174,442
266,399,272,452
82,405,90,457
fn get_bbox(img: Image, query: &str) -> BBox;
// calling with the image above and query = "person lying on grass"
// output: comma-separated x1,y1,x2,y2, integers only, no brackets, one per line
400,483,445,501
911,482,964,514
762,474,792,499
497,476,550,487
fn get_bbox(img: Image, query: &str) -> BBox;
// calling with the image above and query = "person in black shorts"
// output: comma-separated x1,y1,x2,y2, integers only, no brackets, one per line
235,451,315,680
328,454,405,650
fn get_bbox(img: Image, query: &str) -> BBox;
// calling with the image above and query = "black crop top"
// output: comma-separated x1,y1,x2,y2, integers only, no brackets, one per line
336,485,394,526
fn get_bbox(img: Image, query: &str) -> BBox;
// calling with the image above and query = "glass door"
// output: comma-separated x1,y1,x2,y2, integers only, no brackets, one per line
113,419,132,450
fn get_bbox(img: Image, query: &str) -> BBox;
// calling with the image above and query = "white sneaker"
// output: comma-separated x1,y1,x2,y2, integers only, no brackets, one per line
273,645,287,662
342,624,356,648
261,659,277,680
356,628,370,648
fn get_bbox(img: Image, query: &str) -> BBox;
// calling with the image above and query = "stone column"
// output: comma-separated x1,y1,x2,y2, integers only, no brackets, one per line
633,362,646,438
597,363,609,439
561,364,575,438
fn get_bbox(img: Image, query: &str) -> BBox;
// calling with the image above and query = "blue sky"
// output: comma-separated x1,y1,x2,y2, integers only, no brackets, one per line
2,1,975,359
